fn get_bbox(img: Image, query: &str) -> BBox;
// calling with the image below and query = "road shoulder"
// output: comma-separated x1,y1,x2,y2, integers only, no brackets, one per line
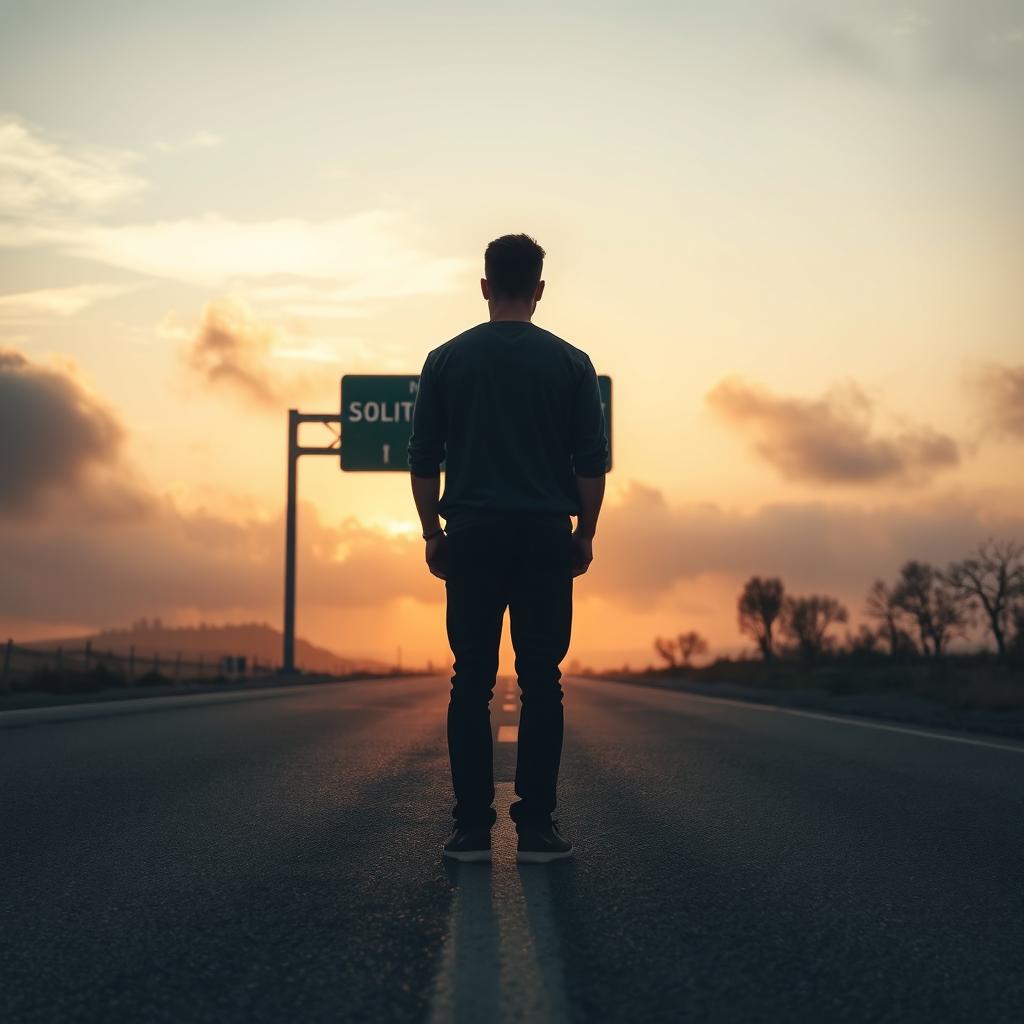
585,673,1024,742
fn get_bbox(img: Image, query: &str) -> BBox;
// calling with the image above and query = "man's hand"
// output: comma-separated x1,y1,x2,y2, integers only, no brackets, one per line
570,530,594,577
425,532,448,580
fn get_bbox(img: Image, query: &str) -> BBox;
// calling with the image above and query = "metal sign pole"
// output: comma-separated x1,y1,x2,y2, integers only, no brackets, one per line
283,410,299,673
281,411,341,675
281,373,608,673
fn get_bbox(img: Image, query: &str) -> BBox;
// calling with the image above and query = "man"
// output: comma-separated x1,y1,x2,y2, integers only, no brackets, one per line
407,233,608,864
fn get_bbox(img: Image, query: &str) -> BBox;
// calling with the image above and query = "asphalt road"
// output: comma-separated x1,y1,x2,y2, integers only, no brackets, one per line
3,675,1023,1023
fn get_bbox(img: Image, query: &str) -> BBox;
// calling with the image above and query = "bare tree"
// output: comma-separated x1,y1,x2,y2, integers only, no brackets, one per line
864,579,917,657
943,538,1024,661
892,560,967,658
677,630,709,666
654,636,679,668
1012,605,1024,659
845,623,881,655
738,577,785,661
780,594,849,662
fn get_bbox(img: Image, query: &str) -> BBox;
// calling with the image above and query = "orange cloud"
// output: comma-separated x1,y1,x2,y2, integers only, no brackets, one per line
3,350,1020,657
706,375,959,485
0,348,142,517
181,298,286,407
591,481,1023,604
0,495,439,631
167,298,346,410
0,344,435,630
970,361,1024,440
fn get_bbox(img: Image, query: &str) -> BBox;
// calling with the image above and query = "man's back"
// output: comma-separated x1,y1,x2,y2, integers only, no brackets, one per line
407,320,608,527
409,232,606,864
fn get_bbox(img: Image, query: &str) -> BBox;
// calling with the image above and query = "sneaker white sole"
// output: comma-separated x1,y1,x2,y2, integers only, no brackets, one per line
516,848,574,863
442,848,492,863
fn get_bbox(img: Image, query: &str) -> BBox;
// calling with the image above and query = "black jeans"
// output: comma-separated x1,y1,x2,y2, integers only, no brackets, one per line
443,512,574,831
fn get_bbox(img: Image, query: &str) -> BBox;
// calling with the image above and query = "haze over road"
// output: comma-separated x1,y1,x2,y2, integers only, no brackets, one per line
3,675,1023,1023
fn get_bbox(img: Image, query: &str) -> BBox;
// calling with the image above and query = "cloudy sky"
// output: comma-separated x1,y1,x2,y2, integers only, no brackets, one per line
2,0,1022,668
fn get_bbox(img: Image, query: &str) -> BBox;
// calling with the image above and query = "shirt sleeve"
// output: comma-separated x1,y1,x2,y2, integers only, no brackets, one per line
407,352,446,477
571,355,609,477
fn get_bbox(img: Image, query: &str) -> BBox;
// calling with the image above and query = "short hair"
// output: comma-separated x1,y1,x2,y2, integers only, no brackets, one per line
484,233,545,302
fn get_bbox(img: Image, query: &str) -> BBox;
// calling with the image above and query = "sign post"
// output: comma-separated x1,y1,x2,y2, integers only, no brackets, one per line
281,411,340,674
281,374,612,672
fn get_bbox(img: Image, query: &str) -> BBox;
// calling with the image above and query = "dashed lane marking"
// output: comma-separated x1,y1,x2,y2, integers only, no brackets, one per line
497,725,519,743
428,783,571,1024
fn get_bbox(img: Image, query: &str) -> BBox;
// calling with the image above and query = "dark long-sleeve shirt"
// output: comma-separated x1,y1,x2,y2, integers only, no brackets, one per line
407,320,608,528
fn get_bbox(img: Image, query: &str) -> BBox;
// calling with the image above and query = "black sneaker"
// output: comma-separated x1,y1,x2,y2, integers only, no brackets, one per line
516,821,574,863
442,827,492,863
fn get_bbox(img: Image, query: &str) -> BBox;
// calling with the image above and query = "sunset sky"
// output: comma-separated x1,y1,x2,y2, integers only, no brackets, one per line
2,0,1022,670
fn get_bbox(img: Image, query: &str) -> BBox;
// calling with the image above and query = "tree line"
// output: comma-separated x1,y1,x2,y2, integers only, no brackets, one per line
653,537,1024,668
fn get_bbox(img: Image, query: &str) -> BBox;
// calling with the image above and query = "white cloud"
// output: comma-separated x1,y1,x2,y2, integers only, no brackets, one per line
0,115,146,215
799,1,1024,87
272,339,349,363
0,115,468,317
0,283,144,318
152,131,223,155
0,210,470,316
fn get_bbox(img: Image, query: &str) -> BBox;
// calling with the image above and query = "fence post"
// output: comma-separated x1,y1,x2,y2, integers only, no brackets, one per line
2,639,11,691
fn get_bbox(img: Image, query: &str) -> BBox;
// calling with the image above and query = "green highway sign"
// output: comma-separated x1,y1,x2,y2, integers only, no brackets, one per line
340,373,613,472
340,375,421,471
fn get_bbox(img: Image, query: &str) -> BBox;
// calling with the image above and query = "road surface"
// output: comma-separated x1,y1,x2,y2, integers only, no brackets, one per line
3,675,1023,1023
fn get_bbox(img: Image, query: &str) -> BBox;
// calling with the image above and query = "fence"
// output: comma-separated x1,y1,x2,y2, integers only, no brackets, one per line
1,638,277,692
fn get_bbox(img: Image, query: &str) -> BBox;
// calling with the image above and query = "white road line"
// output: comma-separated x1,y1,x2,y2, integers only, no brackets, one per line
497,725,519,743
428,865,500,1023
777,706,1024,755
428,783,570,1024
572,677,1024,756
502,704,517,712
0,679,421,729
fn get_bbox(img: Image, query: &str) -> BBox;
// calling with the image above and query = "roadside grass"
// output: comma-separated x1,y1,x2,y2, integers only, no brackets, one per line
0,665,428,711
616,654,1024,713
14,665,227,694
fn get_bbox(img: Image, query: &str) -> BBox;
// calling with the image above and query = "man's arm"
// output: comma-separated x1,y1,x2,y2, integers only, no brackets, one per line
408,353,446,481
410,473,441,537
408,353,447,578
410,475,447,580
570,474,605,577
570,355,609,575
575,474,605,540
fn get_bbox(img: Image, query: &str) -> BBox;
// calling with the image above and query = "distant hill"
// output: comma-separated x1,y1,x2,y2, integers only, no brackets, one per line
25,621,390,675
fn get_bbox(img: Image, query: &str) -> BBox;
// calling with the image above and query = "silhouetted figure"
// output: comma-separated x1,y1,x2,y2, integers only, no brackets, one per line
408,233,608,863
